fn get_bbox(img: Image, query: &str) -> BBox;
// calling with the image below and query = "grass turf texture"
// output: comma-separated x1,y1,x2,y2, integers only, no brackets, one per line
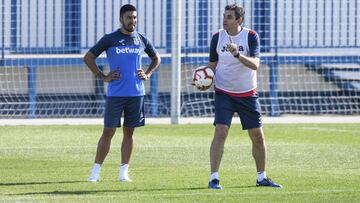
0,124,359,202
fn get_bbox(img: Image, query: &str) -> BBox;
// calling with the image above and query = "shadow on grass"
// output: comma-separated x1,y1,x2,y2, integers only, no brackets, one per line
226,185,257,189
0,180,84,186
8,185,255,196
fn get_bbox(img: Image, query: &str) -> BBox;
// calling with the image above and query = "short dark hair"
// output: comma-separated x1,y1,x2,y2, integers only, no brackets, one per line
225,4,245,20
120,4,136,17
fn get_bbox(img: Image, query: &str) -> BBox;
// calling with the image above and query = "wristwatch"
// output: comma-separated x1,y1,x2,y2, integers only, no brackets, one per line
233,52,240,58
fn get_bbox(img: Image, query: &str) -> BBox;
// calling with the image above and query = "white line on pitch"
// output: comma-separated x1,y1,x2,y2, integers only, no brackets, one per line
302,127,359,133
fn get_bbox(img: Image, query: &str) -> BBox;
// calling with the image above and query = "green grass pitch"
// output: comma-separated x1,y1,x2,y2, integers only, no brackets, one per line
1,123,359,202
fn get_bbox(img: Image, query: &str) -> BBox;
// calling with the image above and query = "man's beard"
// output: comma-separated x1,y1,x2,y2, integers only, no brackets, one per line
124,24,135,32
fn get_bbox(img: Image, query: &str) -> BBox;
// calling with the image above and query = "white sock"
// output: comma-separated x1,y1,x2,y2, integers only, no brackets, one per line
120,164,129,178
257,171,267,182
91,163,101,175
210,172,219,181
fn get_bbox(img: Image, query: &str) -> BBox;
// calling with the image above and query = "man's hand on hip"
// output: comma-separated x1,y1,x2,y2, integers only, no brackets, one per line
137,69,150,80
101,70,120,82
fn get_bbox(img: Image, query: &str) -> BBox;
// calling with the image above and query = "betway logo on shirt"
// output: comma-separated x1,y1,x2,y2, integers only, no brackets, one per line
116,47,142,54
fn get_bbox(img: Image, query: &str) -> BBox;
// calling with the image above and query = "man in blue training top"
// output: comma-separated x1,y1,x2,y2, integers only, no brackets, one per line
84,4,161,182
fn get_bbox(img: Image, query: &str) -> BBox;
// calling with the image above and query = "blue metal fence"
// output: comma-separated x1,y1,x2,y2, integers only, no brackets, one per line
2,0,360,54
1,0,359,118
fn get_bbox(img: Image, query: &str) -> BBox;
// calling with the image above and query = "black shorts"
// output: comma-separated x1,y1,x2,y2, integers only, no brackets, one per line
214,92,262,130
104,96,145,128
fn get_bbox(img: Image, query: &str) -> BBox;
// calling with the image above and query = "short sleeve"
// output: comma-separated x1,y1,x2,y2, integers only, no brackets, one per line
139,34,158,58
248,30,260,58
89,35,111,57
209,32,219,62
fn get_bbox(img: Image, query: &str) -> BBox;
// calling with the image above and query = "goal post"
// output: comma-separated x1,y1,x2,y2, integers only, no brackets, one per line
171,0,182,124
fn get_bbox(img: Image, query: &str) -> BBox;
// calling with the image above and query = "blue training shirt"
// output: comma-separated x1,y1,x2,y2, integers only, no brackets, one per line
90,29,158,97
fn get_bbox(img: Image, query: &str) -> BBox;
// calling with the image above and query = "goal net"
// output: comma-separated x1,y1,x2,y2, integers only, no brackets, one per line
1,0,359,119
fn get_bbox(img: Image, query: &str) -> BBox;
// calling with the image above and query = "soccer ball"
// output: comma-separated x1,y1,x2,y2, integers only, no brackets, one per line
192,66,214,91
